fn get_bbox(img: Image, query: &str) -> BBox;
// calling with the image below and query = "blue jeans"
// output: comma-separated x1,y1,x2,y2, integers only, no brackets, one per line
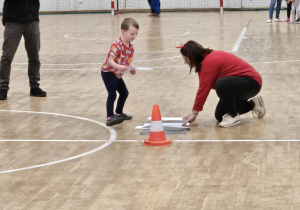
269,0,282,19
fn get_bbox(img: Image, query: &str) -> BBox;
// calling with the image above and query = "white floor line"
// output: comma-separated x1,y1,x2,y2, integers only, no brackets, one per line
0,110,117,174
64,31,190,40
173,140,300,142
11,68,100,71
249,59,300,64
13,59,300,67
15,51,180,55
0,139,298,142
232,27,247,52
0,140,139,142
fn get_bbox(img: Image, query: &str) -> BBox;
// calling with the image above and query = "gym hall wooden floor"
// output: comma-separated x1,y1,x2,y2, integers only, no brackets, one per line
0,10,300,209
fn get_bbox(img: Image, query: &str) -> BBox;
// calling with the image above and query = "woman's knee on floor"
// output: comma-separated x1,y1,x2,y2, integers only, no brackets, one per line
215,78,229,98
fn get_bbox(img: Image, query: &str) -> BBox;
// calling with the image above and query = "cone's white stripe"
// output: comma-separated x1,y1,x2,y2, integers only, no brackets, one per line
150,120,164,132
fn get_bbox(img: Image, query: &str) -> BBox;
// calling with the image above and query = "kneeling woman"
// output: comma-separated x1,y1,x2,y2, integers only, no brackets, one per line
178,40,266,127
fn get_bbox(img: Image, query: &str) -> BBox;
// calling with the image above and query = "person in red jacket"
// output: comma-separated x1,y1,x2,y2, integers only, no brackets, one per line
178,40,266,128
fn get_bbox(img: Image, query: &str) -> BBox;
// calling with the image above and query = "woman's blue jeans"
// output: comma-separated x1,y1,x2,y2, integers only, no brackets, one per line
269,0,282,19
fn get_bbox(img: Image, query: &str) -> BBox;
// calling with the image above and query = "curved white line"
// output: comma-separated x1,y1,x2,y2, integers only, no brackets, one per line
64,31,190,40
0,110,116,174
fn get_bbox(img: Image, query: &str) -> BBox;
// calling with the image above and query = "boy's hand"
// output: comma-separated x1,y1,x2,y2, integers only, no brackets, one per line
117,65,128,72
130,70,136,75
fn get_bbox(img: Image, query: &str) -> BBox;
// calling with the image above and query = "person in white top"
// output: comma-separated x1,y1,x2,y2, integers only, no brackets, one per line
289,0,300,23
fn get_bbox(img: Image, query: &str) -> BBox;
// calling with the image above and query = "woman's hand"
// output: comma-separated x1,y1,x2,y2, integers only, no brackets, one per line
130,70,136,75
182,113,197,126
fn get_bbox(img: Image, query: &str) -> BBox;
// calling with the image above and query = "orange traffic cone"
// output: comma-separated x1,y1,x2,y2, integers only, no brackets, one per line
143,104,172,146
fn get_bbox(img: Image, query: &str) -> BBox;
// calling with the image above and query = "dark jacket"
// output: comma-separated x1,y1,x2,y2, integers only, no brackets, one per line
2,0,40,25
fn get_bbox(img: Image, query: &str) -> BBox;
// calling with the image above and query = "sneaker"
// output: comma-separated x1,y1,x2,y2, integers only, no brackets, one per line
106,116,124,126
267,19,272,23
289,20,297,24
30,87,47,97
286,18,290,22
0,89,7,100
251,95,266,118
219,114,241,128
154,13,160,17
119,113,132,120
275,18,284,22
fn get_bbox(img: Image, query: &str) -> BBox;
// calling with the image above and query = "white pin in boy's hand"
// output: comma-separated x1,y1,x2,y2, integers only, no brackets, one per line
118,67,153,74
127,67,153,71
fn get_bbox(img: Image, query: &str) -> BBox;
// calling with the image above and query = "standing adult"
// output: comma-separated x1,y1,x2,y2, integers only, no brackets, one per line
177,41,266,128
0,0,46,100
267,0,285,23
285,0,292,22
148,0,161,17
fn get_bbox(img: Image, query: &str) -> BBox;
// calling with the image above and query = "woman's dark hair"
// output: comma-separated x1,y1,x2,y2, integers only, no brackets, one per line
180,40,213,73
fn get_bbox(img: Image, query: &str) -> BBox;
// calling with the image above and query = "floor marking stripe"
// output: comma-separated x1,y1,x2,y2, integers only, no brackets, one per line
0,110,116,174
173,140,300,142
0,139,298,142
232,27,247,52
249,60,300,64
64,31,190,40
13,59,300,66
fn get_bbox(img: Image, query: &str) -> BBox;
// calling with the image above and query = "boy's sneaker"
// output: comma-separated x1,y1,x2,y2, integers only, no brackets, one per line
30,87,47,97
275,18,284,22
115,113,132,120
106,116,124,126
0,89,8,100
267,19,272,23
251,95,266,118
219,114,241,128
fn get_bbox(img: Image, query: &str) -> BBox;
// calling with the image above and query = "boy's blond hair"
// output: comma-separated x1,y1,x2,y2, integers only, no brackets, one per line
121,18,139,31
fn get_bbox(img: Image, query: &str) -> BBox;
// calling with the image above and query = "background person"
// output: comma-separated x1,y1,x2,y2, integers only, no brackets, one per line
0,0,46,100
148,0,161,17
267,0,285,23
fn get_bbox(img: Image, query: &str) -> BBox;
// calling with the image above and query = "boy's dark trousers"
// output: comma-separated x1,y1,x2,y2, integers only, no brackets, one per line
101,71,129,118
